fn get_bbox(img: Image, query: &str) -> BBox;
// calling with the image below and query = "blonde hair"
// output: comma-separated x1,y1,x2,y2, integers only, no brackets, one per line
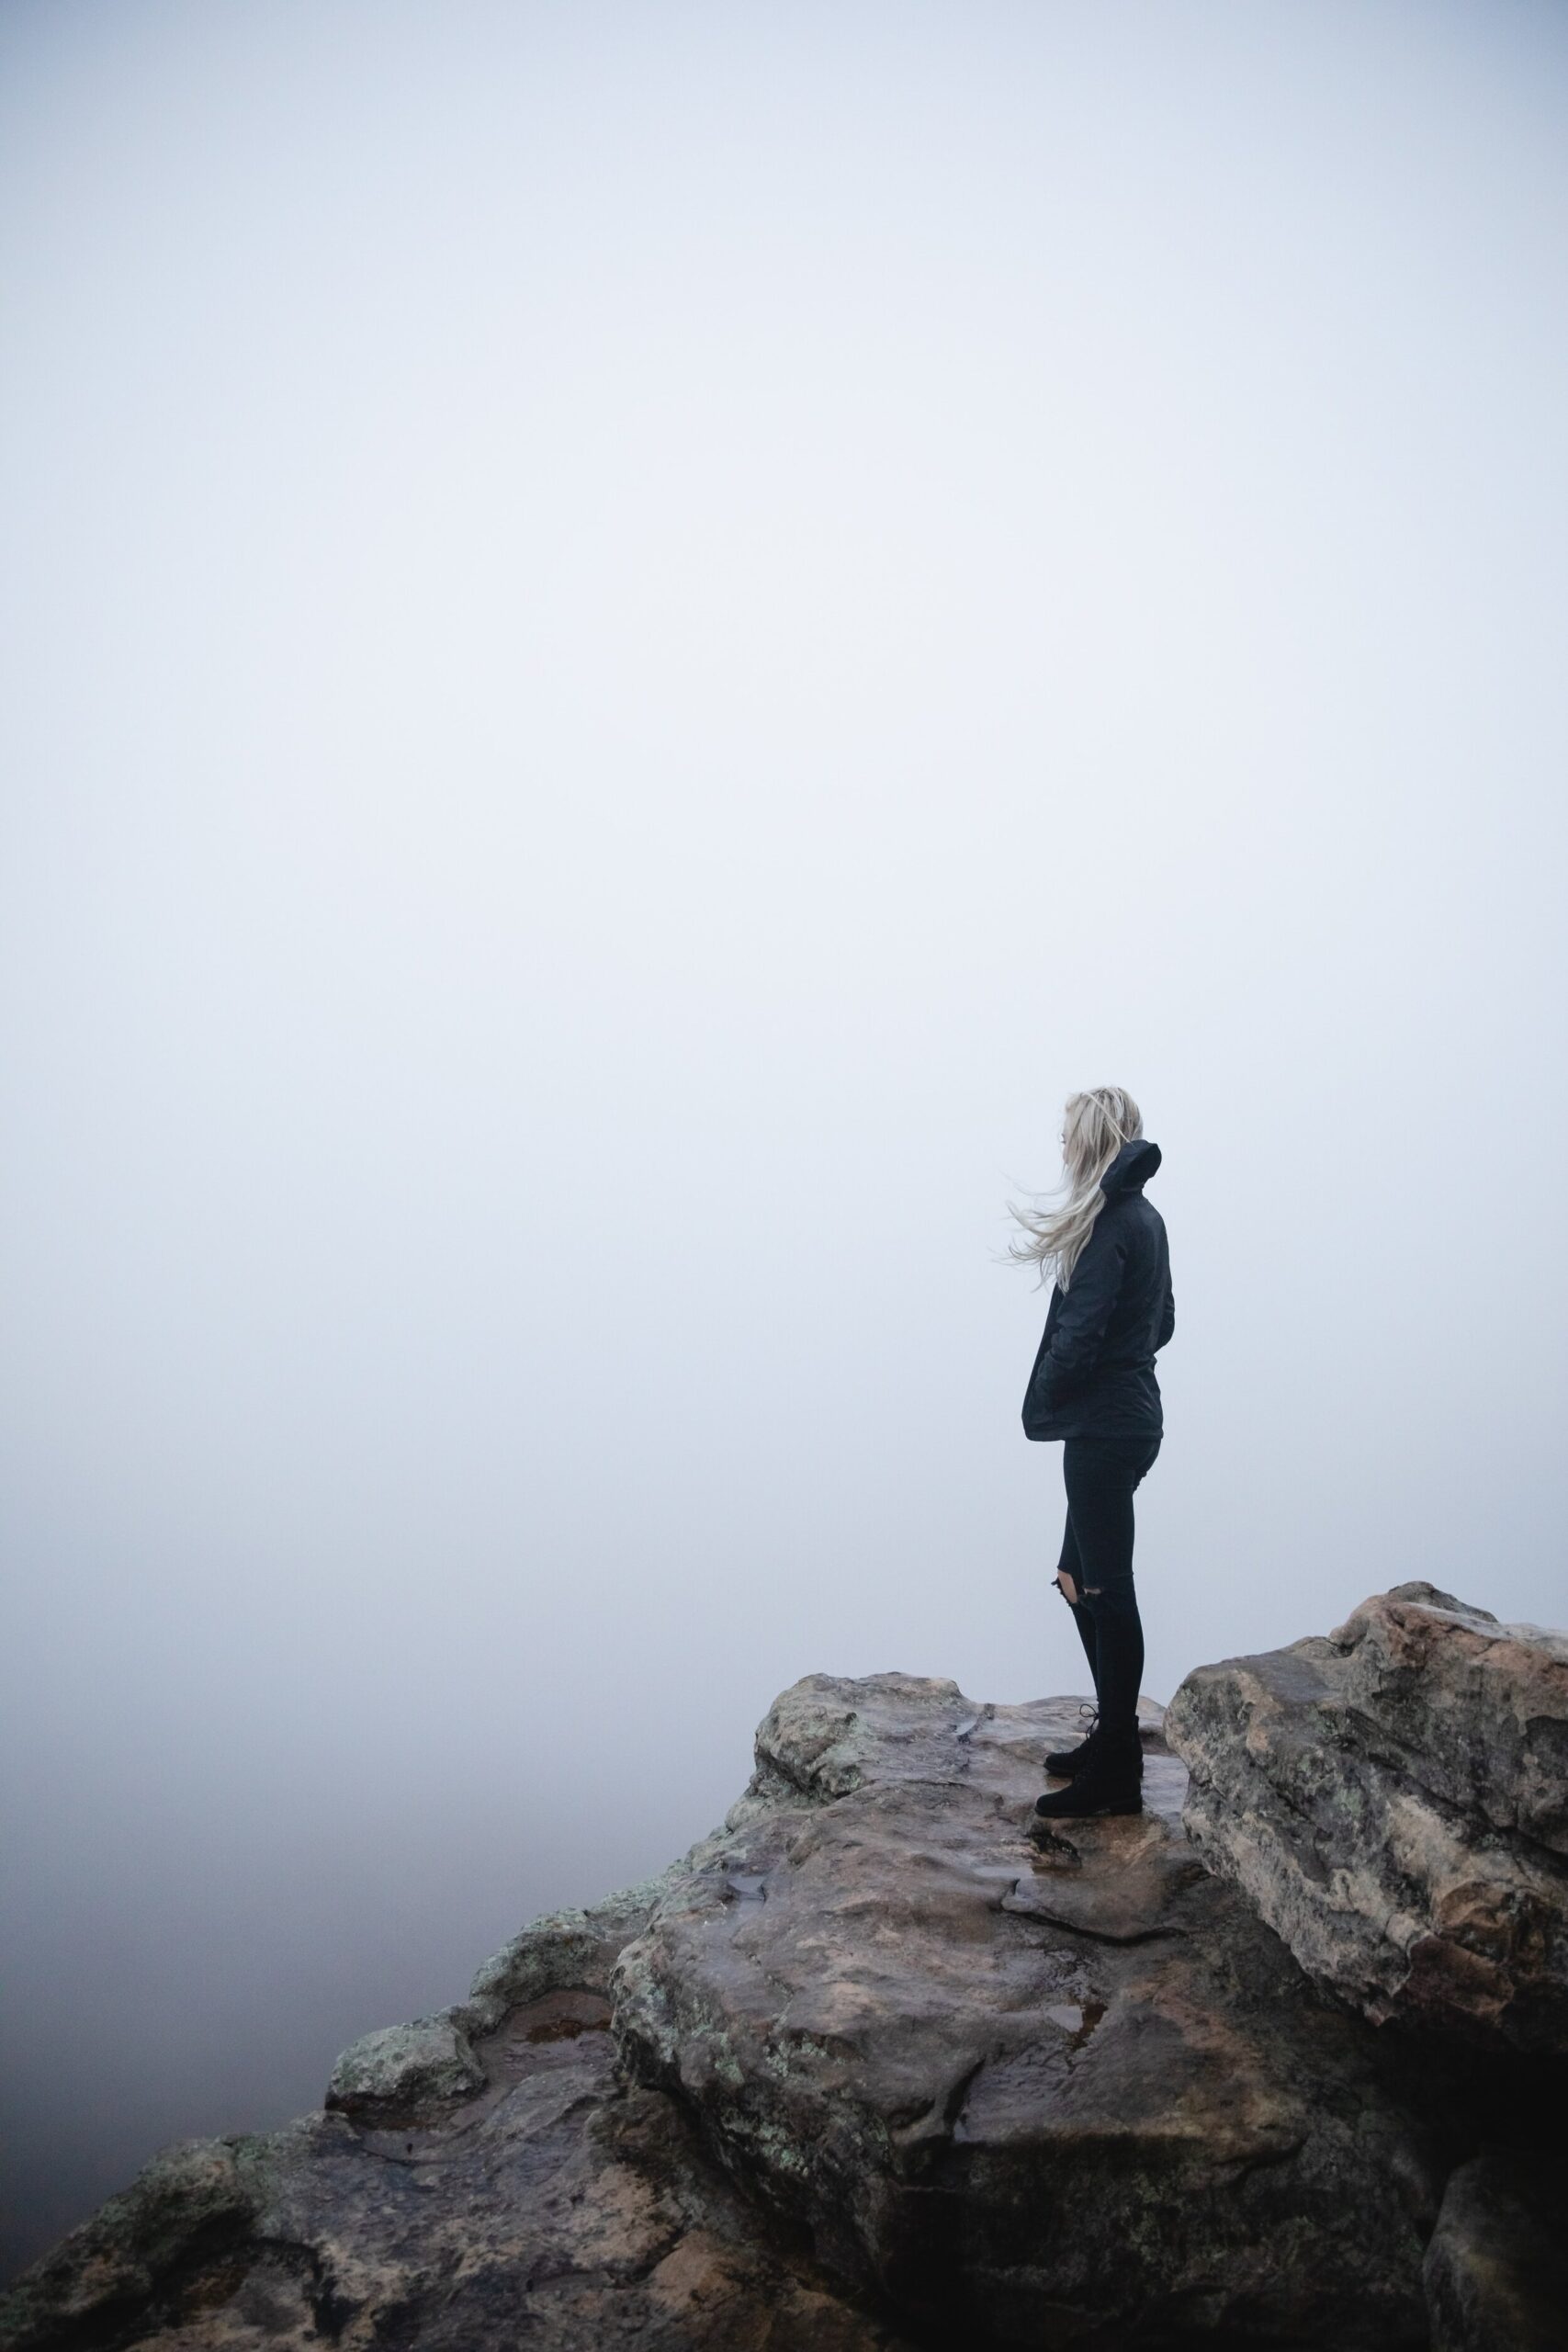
1005,1086,1144,1290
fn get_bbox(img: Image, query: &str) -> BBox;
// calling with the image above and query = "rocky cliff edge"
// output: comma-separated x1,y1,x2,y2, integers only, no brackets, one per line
4,1591,1565,2351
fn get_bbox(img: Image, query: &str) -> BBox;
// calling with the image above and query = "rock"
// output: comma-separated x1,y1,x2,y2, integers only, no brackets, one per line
611,1671,1450,2347
11,1648,1560,2350
1164,1583,1568,2048
1333,1585,1568,1852
325,2014,484,2116
1423,2147,1568,2350
0,2138,270,2350
463,1866,694,2032
0,1974,909,2351
317,1865,705,2125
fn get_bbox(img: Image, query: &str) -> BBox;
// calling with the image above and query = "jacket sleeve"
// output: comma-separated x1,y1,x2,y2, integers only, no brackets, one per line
1033,1225,1127,1404
1156,1275,1175,1351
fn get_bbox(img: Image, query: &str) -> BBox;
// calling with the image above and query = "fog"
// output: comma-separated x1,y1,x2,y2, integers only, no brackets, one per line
4,0,1566,2278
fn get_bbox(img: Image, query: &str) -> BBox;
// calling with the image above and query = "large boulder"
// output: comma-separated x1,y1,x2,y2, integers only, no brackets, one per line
1164,1583,1568,2049
611,1672,1451,2348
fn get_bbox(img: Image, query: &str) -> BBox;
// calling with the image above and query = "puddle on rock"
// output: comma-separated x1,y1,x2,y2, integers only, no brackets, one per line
1043,1998,1107,2048
525,1991,612,2043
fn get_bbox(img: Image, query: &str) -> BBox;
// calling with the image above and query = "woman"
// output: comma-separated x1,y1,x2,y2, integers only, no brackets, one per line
1009,1086,1174,1820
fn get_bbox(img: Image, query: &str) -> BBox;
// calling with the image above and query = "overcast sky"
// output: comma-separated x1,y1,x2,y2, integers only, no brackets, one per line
4,0,1566,2276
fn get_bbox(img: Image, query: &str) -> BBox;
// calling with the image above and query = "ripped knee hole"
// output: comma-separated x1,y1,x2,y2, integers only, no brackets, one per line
1055,1574,1101,1604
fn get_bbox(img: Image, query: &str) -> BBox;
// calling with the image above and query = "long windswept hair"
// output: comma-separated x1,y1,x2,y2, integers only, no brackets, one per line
1005,1085,1144,1291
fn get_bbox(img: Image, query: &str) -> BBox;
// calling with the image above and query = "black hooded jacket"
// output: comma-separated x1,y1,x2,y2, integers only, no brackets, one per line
1021,1137,1174,1443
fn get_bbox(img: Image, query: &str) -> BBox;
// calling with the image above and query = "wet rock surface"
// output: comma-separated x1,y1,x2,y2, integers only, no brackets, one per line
1164,1583,1568,2049
612,1674,1457,2347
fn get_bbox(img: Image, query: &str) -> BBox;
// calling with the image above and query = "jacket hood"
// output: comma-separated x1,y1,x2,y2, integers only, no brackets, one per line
1100,1137,1161,1196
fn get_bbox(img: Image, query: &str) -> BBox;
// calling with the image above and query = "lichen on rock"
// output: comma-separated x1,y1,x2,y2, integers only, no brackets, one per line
325,2014,484,2116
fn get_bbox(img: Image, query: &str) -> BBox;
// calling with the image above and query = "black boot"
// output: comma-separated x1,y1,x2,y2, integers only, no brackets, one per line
1043,1708,1145,1781
1032,1729,1143,1820
1043,1705,1100,1778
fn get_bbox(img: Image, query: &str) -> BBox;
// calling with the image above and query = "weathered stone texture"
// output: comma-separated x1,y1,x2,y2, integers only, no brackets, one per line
611,1672,1447,2347
324,2014,483,2116
0,1985,910,2352
1165,1582,1568,2049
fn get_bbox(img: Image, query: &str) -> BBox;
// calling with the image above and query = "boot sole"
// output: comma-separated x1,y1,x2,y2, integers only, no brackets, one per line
1032,1792,1144,1822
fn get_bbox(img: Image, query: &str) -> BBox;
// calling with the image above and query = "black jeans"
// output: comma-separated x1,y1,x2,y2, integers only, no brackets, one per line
1054,1432,1161,1745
